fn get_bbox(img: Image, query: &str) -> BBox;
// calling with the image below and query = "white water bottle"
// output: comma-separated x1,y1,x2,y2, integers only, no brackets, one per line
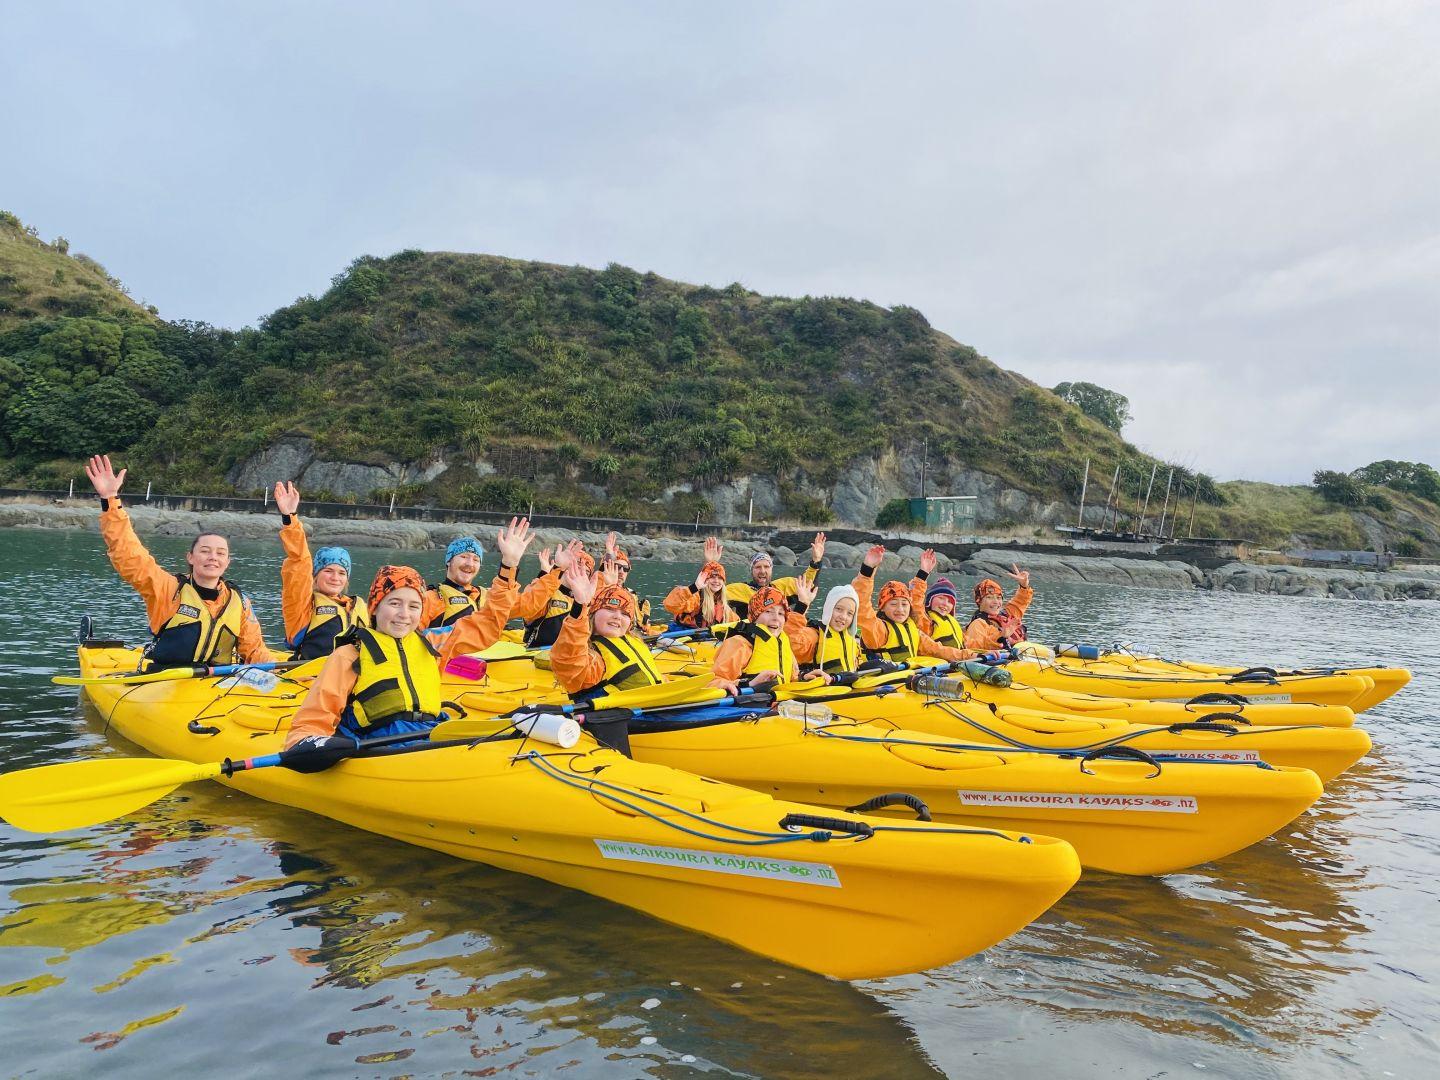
511,711,582,748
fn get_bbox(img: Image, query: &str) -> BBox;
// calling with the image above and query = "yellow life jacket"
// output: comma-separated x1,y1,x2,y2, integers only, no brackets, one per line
147,576,247,667
291,592,369,661
524,591,576,648
871,616,920,663
812,624,859,674
584,634,665,698
926,610,965,650
346,626,443,729
741,623,795,678
429,580,487,628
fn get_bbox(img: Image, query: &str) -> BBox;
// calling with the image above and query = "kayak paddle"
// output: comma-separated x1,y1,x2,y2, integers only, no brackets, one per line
0,730,428,834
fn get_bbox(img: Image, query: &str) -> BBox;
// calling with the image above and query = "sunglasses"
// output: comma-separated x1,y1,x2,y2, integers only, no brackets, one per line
614,563,631,573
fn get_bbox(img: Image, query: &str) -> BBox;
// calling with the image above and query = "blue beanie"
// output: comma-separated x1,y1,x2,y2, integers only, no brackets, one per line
445,536,485,564
312,546,352,576
924,577,959,607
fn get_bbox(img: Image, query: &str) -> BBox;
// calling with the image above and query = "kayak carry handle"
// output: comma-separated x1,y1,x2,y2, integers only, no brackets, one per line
844,792,932,822
1163,722,1244,743
778,813,875,840
1229,667,1281,684
1192,710,1251,726
1078,745,1162,778
187,720,221,736
1186,692,1250,707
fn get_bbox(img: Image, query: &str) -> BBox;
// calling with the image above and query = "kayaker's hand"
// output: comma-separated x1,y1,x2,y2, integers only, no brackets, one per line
863,544,886,569
810,532,826,563
599,556,620,586
801,668,830,683
273,480,300,517
564,563,597,606
605,531,619,559
537,546,554,574
709,677,740,695
552,538,584,571
919,548,937,574
495,517,534,567
704,536,723,562
1006,563,1030,588
85,454,126,499
794,576,818,608
694,567,708,590
280,734,359,773
750,669,781,684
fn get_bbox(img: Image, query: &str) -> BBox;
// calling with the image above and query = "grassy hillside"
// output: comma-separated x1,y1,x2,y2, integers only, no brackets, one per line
0,212,154,330
134,249,1209,519
3,209,1438,553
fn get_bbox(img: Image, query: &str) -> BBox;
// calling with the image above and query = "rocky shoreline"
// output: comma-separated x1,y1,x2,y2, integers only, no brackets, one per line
3,500,1436,601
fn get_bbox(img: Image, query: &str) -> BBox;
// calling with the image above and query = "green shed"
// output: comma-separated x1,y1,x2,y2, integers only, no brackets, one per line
907,495,978,532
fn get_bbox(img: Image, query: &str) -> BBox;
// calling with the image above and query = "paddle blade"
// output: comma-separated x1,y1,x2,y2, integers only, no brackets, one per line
0,758,223,833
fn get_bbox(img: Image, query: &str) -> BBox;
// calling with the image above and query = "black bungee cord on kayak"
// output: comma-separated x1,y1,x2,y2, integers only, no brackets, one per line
516,750,1028,846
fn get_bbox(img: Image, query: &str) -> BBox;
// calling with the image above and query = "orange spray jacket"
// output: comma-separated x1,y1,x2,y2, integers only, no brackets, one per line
853,566,971,663
286,564,519,746
964,587,1033,651
99,501,270,664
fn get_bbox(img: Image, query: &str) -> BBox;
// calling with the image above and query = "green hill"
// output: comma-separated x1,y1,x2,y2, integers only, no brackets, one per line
2,209,1438,554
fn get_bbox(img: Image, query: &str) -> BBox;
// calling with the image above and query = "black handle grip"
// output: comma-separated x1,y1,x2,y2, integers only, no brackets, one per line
1192,710,1250,726
1165,720,1242,735
778,813,875,839
1079,744,1162,778
844,792,932,822
441,699,469,719
1229,667,1280,684
1186,692,1250,707
187,719,221,736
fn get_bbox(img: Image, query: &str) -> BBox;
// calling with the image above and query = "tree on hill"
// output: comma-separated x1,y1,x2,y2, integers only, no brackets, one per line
1051,381,1132,433
1351,460,1440,504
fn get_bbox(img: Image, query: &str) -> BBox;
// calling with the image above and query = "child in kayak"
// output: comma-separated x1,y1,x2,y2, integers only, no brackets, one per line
906,550,966,651
663,536,731,630
724,533,826,619
424,534,579,630
785,580,862,677
86,454,270,669
708,585,829,695
284,518,533,749
272,482,368,660
965,566,1032,651
548,562,668,754
855,545,974,664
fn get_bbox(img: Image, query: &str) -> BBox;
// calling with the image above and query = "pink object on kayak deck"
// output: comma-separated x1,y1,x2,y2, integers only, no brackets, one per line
445,655,487,681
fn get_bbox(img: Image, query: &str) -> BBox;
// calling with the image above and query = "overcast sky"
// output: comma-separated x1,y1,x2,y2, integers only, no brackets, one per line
5,1,1436,482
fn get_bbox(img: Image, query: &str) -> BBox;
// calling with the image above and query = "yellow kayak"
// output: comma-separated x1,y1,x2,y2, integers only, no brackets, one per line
998,657,1374,709
66,646,1079,980
646,645,1362,729
442,658,1326,875
769,679,1371,784
1063,650,1410,713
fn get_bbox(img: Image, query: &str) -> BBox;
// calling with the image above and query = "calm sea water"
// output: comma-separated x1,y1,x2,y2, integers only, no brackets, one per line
1,527,1436,1078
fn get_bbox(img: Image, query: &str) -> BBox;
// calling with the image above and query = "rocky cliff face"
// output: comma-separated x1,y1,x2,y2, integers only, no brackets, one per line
227,438,1074,529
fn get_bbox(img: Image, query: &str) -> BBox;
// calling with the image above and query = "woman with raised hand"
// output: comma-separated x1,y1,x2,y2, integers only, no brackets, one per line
87,454,270,669
424,533,581,630
273,481,368,660
284,517,534,750
854,544,974,664
664,536,731,630
965,565,1033,651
